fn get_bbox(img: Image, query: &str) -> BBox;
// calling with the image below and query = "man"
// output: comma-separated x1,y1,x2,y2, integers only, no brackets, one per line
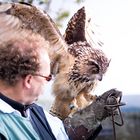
0,32,69,140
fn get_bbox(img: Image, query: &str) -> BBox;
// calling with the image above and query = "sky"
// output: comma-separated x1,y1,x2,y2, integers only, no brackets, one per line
39,0,140,97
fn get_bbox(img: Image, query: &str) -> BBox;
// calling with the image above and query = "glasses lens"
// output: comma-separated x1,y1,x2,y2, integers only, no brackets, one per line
45,74,52,81
33,74,52,82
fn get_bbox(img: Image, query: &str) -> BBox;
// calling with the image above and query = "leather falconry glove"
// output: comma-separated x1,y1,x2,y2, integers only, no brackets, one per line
64,88,125,140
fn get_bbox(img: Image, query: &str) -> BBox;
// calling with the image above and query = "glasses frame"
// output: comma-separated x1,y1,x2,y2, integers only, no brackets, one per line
33,74,52,81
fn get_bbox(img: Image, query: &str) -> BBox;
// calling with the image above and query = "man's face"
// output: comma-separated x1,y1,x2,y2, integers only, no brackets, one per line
29,48,51,103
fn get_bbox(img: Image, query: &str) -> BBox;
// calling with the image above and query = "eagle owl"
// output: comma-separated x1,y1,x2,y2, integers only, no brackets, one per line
50,7,110,119
0,3,110,120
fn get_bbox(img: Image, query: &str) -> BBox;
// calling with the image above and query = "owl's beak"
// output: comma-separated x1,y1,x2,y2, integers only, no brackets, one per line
98,74,103,81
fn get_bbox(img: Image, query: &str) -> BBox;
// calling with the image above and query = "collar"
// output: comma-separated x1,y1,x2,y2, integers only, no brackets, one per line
0,93,30,117
0,98,20,114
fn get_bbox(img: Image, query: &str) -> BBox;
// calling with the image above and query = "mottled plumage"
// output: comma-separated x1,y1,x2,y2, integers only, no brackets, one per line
50,7,110,119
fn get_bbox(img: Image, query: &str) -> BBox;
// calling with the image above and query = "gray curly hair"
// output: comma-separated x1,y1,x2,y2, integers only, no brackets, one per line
0,33,49,86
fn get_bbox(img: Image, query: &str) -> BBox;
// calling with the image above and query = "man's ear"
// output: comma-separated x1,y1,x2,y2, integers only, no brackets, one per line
23,75,33,89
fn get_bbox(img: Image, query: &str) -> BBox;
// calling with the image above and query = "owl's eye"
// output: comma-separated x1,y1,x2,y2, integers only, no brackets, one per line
92,65,100,74
88,60,100,73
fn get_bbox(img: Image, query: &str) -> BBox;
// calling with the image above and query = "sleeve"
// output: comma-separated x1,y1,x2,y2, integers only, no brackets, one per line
44,111,69,140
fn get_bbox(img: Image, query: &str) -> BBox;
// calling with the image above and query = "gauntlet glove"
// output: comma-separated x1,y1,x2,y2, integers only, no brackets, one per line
64,89,124,140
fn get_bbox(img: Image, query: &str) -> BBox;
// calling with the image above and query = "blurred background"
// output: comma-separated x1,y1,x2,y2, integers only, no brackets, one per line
1,0,140,140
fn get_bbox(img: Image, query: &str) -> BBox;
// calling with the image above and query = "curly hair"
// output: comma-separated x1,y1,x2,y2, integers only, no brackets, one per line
0,34,49,86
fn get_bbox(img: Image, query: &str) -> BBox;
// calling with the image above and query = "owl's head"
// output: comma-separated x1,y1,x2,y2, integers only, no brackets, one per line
68,41,110,83
87,48,110,81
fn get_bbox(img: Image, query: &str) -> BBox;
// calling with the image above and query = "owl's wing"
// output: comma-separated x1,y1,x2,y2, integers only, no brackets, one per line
0,2,68,74
64,7,86,45
64,6,104,49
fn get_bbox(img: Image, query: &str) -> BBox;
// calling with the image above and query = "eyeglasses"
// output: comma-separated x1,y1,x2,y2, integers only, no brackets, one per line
33,74,52,81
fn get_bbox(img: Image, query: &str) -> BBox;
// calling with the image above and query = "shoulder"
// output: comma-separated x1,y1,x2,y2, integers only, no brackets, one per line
32,103,62,125
32,103,69,140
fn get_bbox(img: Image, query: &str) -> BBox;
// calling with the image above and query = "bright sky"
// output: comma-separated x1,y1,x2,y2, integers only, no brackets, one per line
45,0,140,96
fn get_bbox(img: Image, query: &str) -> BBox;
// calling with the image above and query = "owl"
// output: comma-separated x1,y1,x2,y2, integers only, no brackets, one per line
50,7,110,119
0,3,110,120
